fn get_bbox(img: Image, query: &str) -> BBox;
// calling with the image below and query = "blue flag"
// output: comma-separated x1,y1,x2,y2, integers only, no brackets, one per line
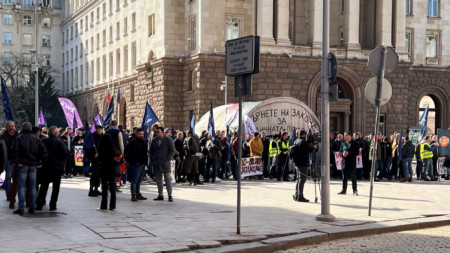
208,102,216,141
83,120,95,149
103,95,114,126
397,129,403,165
190,114,195,134
1,77,14,123
141,102,159,143
117,87,120,105
419,105,429,140
290,127,296,146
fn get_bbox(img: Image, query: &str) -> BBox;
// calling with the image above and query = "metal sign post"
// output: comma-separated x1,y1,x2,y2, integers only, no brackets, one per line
236,75,243,234
316,0,335,222
368,46,387,216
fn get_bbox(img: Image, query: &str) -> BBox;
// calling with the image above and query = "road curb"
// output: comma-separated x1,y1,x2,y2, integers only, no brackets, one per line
187,216,450,253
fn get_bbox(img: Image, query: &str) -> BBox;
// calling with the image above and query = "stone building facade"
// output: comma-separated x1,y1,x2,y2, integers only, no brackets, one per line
0,0,63,88
62,0,450,135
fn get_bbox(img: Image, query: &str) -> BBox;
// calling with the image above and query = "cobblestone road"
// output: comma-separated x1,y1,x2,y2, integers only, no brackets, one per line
276,225,450,253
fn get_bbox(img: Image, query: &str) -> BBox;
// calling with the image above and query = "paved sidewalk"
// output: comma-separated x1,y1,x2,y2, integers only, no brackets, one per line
0,177,449,253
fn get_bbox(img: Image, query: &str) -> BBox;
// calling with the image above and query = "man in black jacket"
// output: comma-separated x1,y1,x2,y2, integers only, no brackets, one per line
1,120,17,204
36,126,69,211
338,132,359,195
124,128,148,201
13,122,48,215
88,125,103,197
291,130,317,202
401,136,415,182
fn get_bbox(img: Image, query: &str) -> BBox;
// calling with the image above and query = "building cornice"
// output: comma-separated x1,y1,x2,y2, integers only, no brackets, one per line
61,0,100,28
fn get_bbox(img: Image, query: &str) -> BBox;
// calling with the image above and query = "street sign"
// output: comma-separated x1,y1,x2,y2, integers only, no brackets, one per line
368,46,398,77
328,52,337,82
226,36,255,76
364,77,392,106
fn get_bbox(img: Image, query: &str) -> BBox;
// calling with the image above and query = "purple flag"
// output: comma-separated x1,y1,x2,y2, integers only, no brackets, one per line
38,107,46,126
93,112,103,126
58,97,82,128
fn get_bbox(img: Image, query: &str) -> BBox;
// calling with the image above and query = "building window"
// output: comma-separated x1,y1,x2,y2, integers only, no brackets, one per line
4,32,13,44
109,52,114,76
23,15,32,26
190,16,197,49
96,7,100,22
188,70,195,91
226,19,240,40
131,41,136,68
80,66,84,86
91,37,94,52
148,14,155,37
116,49,121,75
123,45,129,72
3,14,12,25
426,34,437,58
102,55,107,79
124,17,128,35
405,32,411,55
109,26,113,42
103,29,106,46
85,16,89,31
42,55,51,67
116,22,120,39
3,52,13,64
103,3,107,19
406,0,412,14
23,33,32,46
22,0,33,6
96,34,100,49
42,17,51,27
131,13,136,32
428,0,438,17
42,35,51,47
71,26,74,39
4,0,12,4
116,0,120,11
23,53,32,63
109,0,113,14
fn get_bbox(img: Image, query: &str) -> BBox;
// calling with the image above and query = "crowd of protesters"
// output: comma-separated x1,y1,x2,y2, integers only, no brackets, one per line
0,119,449,214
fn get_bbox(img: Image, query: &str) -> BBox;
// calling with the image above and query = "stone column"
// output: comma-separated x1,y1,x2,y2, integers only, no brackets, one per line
257,0,275,44
276,0,291,45
376,0,392,46
395,0,406,52
309,0,322,51
344,0,360,49
344,112,351,132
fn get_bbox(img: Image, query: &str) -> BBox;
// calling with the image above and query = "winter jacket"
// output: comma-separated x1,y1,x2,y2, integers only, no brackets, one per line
402,141,415,159
13,131,48,167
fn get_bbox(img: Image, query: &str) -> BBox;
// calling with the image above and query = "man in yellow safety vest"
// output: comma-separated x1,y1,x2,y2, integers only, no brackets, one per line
420,135,439,181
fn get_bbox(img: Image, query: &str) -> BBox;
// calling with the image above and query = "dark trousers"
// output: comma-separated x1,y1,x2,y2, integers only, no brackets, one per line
416,160,423,179
295,166,308,196
342,169,357,193
262,156,269,178
89,160,100,191
277,155,289,180
64,155,74,175
100,174,116,210
36,172,62,209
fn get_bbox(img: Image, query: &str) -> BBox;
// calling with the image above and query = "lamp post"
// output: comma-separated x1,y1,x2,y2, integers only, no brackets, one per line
34,2,39,125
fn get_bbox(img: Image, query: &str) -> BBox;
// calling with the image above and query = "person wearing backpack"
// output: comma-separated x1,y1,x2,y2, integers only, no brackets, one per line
183,130,201,185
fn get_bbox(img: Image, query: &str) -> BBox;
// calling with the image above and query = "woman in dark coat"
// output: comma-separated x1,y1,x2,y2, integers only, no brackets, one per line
97,133,117,211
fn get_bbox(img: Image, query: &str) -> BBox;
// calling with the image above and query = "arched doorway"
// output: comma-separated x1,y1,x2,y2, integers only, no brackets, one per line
316,79,353,133
119,99,127,129
416,86,449,134
308,66,365,134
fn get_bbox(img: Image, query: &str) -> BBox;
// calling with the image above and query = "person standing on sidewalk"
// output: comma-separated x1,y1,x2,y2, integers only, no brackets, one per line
338,132,359,196
88,125,103,197
124,128,148,202
150,126,176,202
12,122,48,215
420,136,438,181
36,126,69,211
291,130,316,202
401,136,415,182
1,121,17,204
97,133,117,211
183,130,201,186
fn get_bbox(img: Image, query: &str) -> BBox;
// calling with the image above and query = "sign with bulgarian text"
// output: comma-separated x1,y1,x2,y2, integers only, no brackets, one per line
226,36,255,76
241,156,263,178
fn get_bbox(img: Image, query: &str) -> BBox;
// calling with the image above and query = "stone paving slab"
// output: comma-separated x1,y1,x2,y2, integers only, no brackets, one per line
0,177,449,253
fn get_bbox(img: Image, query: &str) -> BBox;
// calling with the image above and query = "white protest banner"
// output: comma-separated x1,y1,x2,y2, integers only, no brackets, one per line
241,156,263,178
356,150,363,169
437,157,446,175
170,160,176,183
334,152,342,170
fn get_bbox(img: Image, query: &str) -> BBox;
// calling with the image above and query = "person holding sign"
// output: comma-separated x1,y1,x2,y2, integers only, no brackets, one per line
338,132,359,196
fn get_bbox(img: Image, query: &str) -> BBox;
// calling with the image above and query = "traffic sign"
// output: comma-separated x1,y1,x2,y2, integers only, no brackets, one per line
328,52,337,82
368,46,398,77
226,36,255,76
364,77,392,106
